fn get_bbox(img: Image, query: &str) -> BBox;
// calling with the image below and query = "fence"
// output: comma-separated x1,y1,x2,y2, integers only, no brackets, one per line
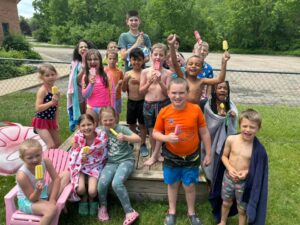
0,58,300,143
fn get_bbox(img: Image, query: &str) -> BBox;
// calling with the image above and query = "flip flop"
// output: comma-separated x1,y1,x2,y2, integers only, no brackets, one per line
123,210,139,225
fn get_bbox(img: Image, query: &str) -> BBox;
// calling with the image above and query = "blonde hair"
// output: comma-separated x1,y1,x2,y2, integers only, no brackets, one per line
38,64,57,79
19,139,42,159
99,106,117,125
151,43,168,55
239,109,262,128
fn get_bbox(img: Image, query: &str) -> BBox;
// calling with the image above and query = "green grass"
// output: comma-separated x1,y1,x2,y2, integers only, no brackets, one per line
0,92,300,225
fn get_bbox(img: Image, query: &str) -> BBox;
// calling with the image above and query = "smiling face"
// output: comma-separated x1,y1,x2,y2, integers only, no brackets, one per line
239,118,260,142
100,111,116,130
130,55,144,70
78,41,88,56
87,53,100,70
168,82,188,109
151,47,166,65
21,147,43,170
185,56,203,77
215,82,229,102
126,16,140,32
78,118,96,138
40,67,58,87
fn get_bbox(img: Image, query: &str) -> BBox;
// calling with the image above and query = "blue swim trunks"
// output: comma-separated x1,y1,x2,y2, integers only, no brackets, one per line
163,166,199,186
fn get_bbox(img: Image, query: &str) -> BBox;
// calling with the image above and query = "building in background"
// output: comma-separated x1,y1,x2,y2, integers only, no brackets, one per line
0,0,21,44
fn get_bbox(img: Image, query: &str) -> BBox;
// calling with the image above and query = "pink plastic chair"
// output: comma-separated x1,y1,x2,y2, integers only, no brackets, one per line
4,149,71,225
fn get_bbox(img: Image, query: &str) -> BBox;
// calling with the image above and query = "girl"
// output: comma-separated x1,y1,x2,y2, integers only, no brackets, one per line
68,114,108,216
32,64,60,149
16,139,68,225
201,81,238,182
97,106,140,225
82,49,115,124
67,39,95,132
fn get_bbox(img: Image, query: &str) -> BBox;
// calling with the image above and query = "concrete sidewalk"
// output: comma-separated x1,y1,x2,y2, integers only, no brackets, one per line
0,63,70,96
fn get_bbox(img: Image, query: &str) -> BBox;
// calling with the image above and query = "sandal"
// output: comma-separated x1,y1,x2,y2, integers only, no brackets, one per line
98,205,109,221
123,210,139,225
164,214,176,225
188,214,203,225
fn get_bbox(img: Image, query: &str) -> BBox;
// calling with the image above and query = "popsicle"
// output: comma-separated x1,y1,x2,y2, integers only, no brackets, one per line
110,128,118,136
35,164,43,180
89,67,96,77
51,86,59,95
154,60,161,70
220,103,225,109
223,40,229,51
174,125,180,135
194,31,202,45
82,146,90,154
219,103,226,116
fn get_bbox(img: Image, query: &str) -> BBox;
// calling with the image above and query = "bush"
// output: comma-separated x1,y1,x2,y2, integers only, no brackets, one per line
0,60,37,80
0,49,41,60
2,34,31,51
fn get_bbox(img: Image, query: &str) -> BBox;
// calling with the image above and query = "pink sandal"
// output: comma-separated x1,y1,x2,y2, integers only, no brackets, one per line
123,210,139,225
97,206,109,222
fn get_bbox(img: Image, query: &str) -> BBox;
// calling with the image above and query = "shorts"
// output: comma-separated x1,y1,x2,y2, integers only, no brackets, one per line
18,186,48,214
163,166,199,186
127,99,145,125
115,98,122,114
143,98,170,128
221,171,247,210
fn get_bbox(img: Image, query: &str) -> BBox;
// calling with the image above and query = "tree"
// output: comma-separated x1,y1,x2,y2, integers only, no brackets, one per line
19,16,32,36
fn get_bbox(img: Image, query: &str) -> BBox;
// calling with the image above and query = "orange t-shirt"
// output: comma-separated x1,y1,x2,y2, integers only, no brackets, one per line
154,102,206,156
104,67,124,99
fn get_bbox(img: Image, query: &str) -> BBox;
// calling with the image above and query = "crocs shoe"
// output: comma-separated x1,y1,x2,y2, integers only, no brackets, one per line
188,214,203,225
140,144,149,157
123,210,139,225
78,202,89,216
98,205,109,221
164,214,176,225
89,202,98,216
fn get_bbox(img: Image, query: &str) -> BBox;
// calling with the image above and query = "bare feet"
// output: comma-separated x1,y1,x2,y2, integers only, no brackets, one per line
158,155,164,162
144,156,158,166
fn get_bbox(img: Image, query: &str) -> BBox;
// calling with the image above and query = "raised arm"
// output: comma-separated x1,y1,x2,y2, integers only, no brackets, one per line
167,34,185,78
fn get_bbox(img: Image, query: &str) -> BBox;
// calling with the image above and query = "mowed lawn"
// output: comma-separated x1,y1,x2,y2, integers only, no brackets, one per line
0,92,299,225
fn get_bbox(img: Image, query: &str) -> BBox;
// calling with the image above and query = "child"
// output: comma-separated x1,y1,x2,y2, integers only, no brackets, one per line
32,64,60,149
122,48,149,157
201,81,238,182
67,39,95,132
104,50,124,122
82,49,115,124
209,109,268,225
167,34,230,105
118,10,152,72
68,114,108,216
16,139,68,225
139,43,172,165
97,106,141,224
152,78,212,225
102,41,124,69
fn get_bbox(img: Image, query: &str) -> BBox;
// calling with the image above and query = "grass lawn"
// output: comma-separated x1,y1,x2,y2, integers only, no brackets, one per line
0,92,299,225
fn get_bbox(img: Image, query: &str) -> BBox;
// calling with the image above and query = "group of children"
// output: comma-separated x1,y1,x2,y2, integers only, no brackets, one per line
16,9,268,225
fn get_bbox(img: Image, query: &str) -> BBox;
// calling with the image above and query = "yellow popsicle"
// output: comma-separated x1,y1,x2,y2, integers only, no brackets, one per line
35,165,43,180
52,86,59,95
223,40,229,51
220,103,225,109
82,146,90,154
110,128,118,136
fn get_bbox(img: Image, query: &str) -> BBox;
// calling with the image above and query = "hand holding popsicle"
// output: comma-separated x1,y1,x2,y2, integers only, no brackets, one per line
35,164,44,180
82,146,90,161
110,128,118,136
51,86,59,95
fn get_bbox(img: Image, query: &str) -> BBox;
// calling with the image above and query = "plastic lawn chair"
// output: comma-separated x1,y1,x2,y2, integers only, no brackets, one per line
4,149,71,225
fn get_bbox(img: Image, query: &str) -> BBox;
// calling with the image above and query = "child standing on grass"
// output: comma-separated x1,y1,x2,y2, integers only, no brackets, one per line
118,10,152,72
16,139,69,225
153,78,211,225
68,114,108,216
104,50,124,122
102,41,124,69
97,106,141,224
82,49,115,124
209,109,268,225
201,81,238,183
32,64,60,149
122,48,148,157
67,39,95,132
139,43,172,165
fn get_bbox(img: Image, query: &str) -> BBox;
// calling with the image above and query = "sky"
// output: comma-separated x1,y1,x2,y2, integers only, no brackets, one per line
17,0,35,18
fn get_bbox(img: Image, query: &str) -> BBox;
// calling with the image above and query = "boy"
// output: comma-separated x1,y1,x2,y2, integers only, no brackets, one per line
103,41,124,69
139,43,172,164
210,109,268,225
118,10,152,72
167,34,230,105
104,50,124,122
153,77,211,225
122,48,148,157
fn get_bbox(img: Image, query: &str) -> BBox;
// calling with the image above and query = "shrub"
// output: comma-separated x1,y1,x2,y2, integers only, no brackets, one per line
2,34,31,51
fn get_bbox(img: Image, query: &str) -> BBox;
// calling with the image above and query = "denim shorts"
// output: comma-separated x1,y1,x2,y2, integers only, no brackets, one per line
163,166,199,186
